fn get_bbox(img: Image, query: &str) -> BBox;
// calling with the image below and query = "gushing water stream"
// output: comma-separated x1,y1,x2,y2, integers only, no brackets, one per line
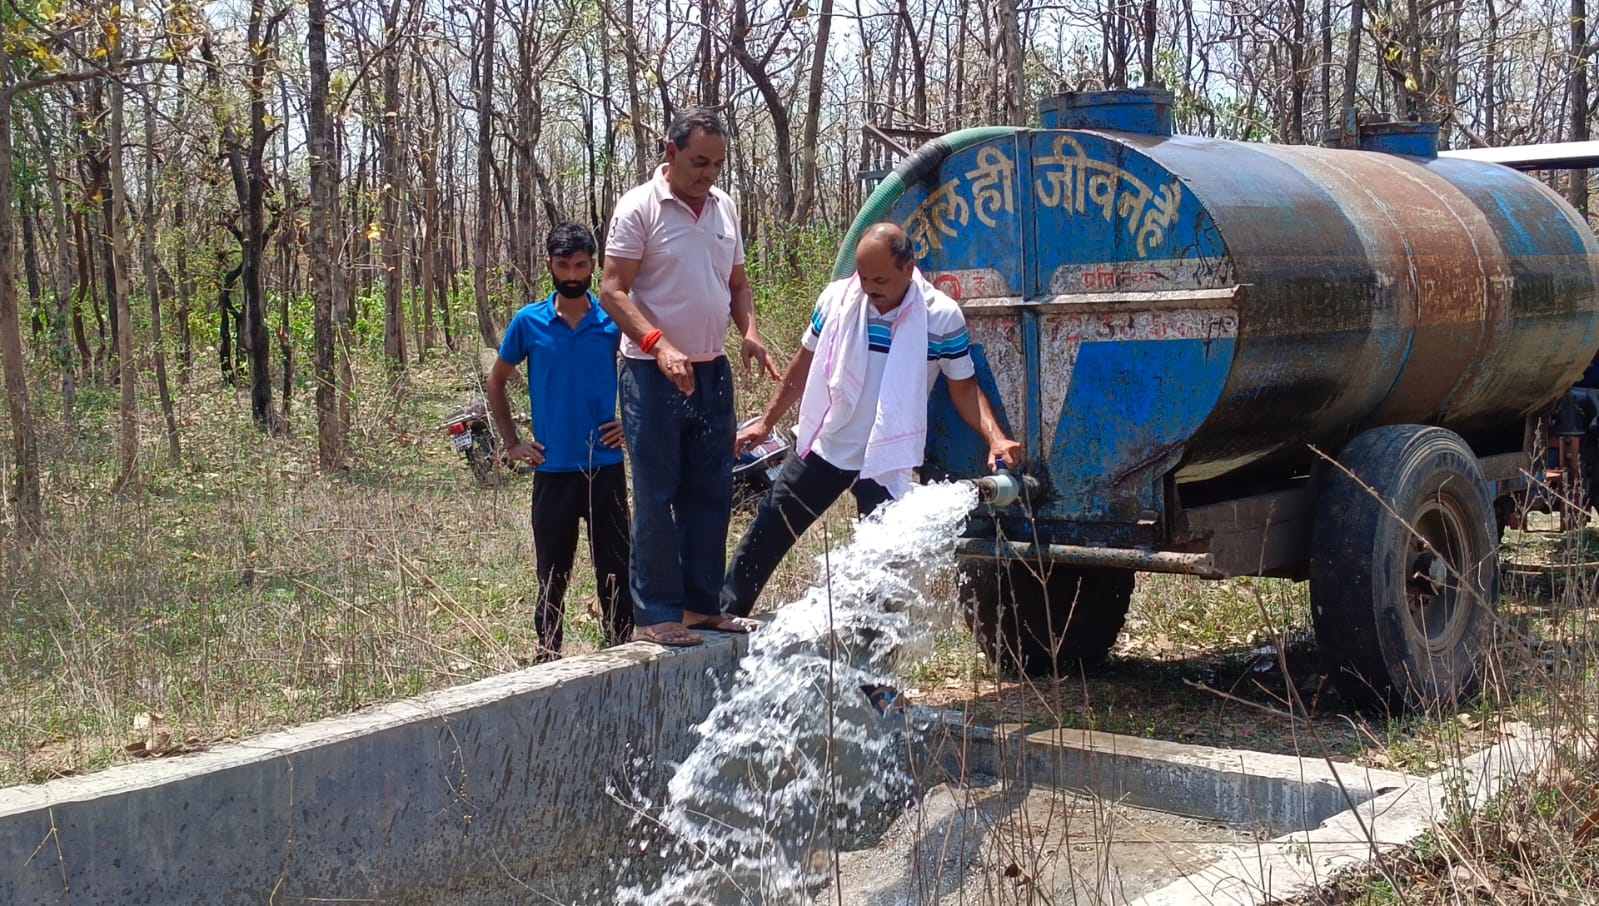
618,482,979,905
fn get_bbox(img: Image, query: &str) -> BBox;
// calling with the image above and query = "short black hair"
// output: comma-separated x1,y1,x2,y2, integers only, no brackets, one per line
546,222,596,259
667,107,727,150
887,231,915,268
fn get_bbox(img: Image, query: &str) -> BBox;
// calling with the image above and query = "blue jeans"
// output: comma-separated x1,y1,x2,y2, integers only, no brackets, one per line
621,356,735,626
720,452,890,617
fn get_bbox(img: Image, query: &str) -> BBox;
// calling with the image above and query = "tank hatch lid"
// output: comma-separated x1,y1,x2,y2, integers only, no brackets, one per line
1324,117,1439,159
1038,87,1173,136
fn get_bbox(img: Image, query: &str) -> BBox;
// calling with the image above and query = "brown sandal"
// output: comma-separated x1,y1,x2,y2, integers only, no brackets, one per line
632,623,704,647
683,613,760,634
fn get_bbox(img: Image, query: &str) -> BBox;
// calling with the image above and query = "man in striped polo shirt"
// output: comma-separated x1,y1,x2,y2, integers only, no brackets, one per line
720,223,1023,617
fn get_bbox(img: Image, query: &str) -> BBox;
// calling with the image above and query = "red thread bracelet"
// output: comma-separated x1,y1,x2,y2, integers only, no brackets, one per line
640,328,664,353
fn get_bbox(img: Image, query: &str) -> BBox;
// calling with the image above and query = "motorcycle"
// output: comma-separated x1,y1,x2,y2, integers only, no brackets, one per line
439,400,500,486
441,405,791,499
732,418,793,511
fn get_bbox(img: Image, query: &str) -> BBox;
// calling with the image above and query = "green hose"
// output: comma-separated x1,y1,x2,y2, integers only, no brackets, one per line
831,126,1025,280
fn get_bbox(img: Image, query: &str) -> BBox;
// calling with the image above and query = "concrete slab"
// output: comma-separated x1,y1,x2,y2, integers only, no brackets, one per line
833,777,1260,905
916,713,1416,835
1129,724,1553,906
850,717,1549,906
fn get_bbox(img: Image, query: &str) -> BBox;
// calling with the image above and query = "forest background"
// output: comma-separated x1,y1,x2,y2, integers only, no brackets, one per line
1,0,1596,788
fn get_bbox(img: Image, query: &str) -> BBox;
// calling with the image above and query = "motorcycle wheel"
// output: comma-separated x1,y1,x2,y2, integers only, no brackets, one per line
467,429,498,486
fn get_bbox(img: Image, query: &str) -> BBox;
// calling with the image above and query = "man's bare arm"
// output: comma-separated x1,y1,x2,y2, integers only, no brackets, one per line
486,357,544,466
735,347,813,455
597,256,654,341
600,254,695,395
947,376,1024,470
729,264,779,379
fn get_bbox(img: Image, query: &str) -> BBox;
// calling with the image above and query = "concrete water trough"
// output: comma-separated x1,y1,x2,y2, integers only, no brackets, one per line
0,632,1550,905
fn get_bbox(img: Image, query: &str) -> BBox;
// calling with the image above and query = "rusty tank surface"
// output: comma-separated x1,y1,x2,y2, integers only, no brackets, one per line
843,88,1599,707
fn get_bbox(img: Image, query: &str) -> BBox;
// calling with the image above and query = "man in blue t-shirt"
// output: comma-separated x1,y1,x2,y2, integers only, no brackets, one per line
487,222,632,658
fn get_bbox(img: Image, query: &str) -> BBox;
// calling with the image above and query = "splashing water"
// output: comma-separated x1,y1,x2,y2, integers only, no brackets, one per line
618,481,979,905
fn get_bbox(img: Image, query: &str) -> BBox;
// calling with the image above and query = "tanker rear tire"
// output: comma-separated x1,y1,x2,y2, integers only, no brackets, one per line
1310,426,1499,711
960,559,1134,676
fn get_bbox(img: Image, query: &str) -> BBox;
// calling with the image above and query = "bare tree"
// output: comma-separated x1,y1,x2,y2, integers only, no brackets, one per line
794,0,835,223
309,0,345,468
1573,0,1590,214
0,42,44,537
1342,0,1364,115
380,0,419,369
141,65,180,464
471,0,499,349
728,0,797,221
106,5,138,488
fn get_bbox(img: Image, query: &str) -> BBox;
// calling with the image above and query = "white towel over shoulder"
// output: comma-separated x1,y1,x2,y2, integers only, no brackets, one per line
795,271,932,498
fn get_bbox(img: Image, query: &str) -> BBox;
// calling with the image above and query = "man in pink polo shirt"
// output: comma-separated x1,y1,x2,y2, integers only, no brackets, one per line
601,108,780,647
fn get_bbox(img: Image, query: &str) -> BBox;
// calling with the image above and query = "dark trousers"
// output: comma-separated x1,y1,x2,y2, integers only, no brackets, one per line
720,451,891,617
531,463,633,653
620,357,735,626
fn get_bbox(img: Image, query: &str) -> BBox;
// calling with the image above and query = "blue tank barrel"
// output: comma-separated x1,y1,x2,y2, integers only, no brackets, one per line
894,88,1599,538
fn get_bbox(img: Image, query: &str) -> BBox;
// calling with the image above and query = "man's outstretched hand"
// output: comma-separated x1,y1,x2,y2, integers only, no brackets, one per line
741,335,781,380
988,437,1024,471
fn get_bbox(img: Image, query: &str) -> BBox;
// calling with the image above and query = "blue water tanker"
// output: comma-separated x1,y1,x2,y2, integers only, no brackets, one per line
839,88,1599,707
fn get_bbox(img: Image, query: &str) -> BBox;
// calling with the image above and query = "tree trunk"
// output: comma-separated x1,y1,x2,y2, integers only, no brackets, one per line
895,0,928,122
473,0,500,348
1142,0,1157,87
142,71,180,464
106,21,139,489
87,86,121,378
21,198,44,340
242,4,285,430
173,67,193,386
998,0,1025,123
415,52,438,358
1485,0,1499,138
218,256,238,386
30,107,77,422
1573,0,1591,215
794,0,833,224
621,0,651,185
279,76,294,425
173,194,193,385
309,0,342,467
381,0,410,369
1320,0,1333,134
71,213,94,381
1342,0,1363,115
439,117,457,351
1288,0,1307,142
0,71,44,537
730,0,796,221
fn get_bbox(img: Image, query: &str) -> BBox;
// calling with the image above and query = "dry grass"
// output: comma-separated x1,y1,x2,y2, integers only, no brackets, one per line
0,348,618,784
1292,511,1599,906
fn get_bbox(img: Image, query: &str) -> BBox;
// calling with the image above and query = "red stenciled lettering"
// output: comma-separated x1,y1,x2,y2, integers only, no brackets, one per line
935,274,962,300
